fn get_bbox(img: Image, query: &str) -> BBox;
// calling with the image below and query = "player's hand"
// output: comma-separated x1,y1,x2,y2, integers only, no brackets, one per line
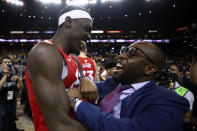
11,75,19,82
80,77,98,104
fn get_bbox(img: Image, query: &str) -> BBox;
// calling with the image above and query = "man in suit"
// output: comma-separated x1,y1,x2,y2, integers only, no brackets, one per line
68,41,190,131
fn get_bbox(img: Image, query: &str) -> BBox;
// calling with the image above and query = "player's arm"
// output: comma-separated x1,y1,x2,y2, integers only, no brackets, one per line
93,60,100,82
27,43,86,131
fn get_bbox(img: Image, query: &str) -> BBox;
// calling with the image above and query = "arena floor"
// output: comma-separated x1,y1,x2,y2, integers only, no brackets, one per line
16,101,35,131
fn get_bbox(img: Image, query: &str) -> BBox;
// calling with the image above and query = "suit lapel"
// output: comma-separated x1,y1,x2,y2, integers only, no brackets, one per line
120,81,156,118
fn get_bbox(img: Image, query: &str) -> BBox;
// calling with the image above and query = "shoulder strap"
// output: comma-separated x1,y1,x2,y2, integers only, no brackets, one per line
71,54,85,78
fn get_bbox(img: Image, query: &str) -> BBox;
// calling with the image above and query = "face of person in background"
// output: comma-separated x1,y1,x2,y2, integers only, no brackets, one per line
168,65,179,76
168,64,180,81
1,58,11,69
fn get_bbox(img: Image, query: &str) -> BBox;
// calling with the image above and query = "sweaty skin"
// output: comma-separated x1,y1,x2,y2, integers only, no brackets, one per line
27,42,87,131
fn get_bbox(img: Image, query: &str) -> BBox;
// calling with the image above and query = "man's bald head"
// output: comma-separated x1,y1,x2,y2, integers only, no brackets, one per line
130,42,165,69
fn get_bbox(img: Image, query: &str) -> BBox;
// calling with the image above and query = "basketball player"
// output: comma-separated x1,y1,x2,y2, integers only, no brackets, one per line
25,6,97,131
78,40,99,81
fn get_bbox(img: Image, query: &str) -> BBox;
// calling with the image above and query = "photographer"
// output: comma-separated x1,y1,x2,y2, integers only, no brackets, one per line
0,56,23,131
168,63,195,131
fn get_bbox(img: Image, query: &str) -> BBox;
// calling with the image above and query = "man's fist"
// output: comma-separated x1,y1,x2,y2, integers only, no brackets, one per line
80,77,98,103
68,88,82,100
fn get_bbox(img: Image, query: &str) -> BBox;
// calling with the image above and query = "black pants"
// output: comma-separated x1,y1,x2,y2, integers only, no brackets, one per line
0,104,6,131
0,102,17,131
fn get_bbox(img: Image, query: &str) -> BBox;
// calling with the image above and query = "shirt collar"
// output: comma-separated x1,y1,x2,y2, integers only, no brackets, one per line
131,81,150,91
122,81,150,94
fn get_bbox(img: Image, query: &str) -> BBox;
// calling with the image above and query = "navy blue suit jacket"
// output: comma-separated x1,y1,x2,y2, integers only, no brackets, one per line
76,77,190,131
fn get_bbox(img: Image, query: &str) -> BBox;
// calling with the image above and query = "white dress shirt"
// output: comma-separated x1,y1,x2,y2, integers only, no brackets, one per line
111,81,150,118
75,81,150,118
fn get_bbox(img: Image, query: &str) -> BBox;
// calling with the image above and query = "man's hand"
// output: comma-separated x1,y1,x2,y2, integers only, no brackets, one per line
80,77,98,103
11,75,19,82
67,88,82,109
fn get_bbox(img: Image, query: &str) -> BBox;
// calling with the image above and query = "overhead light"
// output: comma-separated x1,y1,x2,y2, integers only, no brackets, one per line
36,0,62,4
101,0,122,3
6,0,24,6
106,30,123,33
26,31,40,34
66,0,97,6
91,30,104,33
149,30,158,33
10,31,24,34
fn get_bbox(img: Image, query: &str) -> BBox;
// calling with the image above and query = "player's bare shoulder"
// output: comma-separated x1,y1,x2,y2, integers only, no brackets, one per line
28,41,58,58
27,41,63,76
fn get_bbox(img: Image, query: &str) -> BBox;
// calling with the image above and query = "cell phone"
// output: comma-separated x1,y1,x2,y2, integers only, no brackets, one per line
7,63,12,71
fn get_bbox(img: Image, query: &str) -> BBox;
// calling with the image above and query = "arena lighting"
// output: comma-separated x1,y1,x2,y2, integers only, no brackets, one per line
149,30,158,33
42,31,56,34
116,39,126,43
6,0,24,6
176,27,188,31
10,31,24,34
106,30,123,33
66,0,97,6
91,30,104,33
101,0,122,3
36,0,61,4
130,31,137,34
26,31,40,34
0,38,170,43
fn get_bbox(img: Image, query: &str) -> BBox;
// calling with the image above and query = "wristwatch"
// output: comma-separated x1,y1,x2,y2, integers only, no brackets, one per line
69,97,81,103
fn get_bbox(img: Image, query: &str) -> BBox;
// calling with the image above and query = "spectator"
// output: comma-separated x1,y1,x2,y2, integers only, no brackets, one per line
168,63,195,131
0,56,23,131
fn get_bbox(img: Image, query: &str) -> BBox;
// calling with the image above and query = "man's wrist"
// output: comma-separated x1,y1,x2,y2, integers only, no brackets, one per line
69,97,81,110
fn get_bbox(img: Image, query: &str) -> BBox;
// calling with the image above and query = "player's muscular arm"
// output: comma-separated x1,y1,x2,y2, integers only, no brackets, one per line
27,42,86,131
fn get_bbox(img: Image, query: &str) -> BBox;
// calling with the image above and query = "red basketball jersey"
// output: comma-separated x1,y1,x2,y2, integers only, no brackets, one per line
78,56,96,81
25,40,80,131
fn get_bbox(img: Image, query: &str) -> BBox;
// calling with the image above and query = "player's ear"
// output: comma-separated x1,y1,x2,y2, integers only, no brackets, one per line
64,17,72,28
